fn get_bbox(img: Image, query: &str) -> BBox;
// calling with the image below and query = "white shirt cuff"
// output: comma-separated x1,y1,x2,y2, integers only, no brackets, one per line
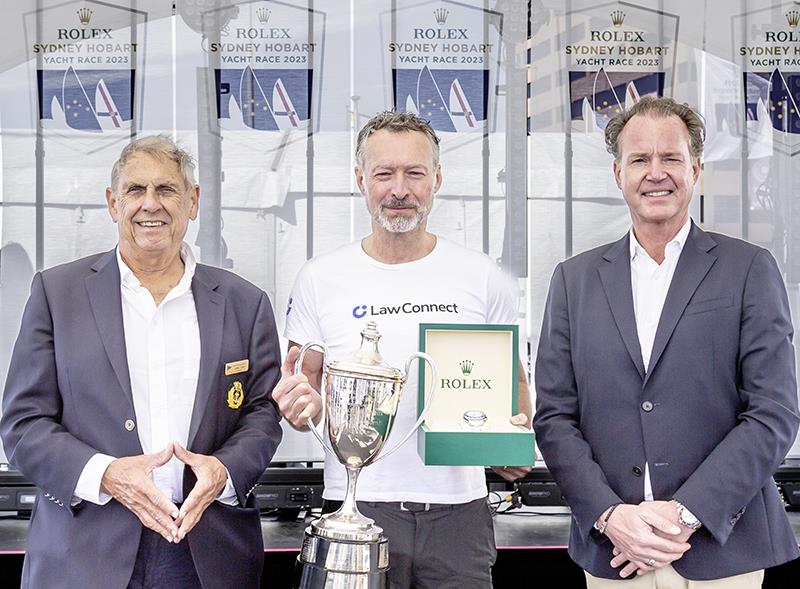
72,453,116,506
214,467,239,506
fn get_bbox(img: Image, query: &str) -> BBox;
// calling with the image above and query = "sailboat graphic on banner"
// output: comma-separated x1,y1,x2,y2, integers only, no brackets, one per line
273,78,299,128
240,66,279,131
96,78,122,129
449,78,476,130
61,66,102,132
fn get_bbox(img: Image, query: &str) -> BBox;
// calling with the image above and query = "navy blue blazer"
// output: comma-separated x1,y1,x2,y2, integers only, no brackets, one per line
1,249,283,589
534,223,800,580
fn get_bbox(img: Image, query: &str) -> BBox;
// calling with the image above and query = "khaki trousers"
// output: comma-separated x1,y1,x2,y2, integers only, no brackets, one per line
585,567,764,589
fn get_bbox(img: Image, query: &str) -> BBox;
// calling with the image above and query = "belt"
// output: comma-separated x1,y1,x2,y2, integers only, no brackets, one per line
379,501,455,512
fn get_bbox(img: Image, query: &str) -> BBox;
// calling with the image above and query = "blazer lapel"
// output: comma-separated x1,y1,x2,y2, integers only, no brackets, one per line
644,223,717,386
85,249,134,405
598,234,646,380
187,265,225,448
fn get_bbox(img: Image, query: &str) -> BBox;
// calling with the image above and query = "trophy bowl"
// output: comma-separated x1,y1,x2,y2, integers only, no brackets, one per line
293,321,437,588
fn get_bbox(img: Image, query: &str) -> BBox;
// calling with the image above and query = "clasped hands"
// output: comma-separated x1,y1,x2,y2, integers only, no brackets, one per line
100,442,228,543
602,500,695,578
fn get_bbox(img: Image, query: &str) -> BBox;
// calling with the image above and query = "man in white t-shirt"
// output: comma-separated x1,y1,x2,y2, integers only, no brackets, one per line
273,111,532,588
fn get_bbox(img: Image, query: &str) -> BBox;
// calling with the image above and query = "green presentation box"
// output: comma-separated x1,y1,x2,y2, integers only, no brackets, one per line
417,323,535,466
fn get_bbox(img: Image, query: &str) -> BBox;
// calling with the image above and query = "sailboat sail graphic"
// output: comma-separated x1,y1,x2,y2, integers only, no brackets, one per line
273,78,299,128
416,66,456,132
95,78,122,128
625,81,641,110
61,66,101,132
449,78,476,128
239,66,278,131
767,68,800,135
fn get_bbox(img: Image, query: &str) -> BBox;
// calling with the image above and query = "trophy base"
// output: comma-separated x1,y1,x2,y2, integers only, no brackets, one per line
295,527,389,589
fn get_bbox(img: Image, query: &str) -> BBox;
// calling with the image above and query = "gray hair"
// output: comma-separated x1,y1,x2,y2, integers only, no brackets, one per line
604,96,705,160
110,135,197,192
355,111,441,168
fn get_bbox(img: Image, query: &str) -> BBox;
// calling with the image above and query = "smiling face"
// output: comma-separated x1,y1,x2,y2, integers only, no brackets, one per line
355,128,442,235
613,113,700,236
106,152,199,266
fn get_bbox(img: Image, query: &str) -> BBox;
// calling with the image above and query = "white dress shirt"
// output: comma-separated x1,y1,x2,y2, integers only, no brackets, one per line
74,244,235,506
629,219,691,502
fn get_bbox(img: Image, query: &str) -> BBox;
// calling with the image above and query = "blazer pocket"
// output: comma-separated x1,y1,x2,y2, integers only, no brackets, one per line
685,294,733,315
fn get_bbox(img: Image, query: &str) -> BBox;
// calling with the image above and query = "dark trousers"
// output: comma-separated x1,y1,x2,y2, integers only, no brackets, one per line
323,498,496,589
127,528,202,589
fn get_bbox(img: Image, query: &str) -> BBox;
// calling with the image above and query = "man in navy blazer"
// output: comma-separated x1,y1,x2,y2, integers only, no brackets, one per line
534,97,800,588
1,136,282,588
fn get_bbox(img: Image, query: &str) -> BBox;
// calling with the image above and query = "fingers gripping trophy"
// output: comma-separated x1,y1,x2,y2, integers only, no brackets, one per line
294,321,437,588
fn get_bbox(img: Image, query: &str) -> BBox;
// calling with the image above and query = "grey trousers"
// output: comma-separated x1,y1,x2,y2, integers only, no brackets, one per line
323,497,496,589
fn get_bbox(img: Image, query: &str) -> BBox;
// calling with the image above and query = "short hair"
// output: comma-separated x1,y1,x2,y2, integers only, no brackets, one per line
355,111,441,168
604,96,705,160
110,135,197,192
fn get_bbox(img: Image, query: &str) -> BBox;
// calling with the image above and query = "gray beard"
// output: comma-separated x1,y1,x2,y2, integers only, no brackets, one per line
373,199,429,233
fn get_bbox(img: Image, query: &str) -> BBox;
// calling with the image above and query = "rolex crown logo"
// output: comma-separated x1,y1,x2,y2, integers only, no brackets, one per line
787,10,800,27
610,10,625,28
459,360,474,375
257,7,271,24
77,7,93,26
434,8,449,25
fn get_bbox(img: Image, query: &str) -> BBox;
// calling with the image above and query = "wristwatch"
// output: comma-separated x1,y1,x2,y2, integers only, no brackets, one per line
674,501,702,530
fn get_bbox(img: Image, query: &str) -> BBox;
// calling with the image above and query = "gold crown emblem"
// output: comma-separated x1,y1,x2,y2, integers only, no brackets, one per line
460,360,474,375
787,10,800,27
257,7,271,24
610,10,625,27
434,8,449,25
77,7,93,26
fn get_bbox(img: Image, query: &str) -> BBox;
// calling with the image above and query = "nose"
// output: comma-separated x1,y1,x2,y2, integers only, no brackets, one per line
390,175,411,200
140,186,162,211
645,159,667,182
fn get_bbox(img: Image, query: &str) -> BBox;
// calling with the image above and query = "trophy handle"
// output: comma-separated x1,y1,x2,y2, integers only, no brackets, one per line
372,351,437,463
294,341,336,458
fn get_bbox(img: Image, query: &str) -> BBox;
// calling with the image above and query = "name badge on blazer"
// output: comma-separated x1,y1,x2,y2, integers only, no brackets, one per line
225,359,249,376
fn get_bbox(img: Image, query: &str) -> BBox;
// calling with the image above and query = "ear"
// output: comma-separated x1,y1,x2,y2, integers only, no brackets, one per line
105,187,119,222
613,160,623,190
188,185,200,220
433,164,442,194
354,166,366,195
691,157,701,184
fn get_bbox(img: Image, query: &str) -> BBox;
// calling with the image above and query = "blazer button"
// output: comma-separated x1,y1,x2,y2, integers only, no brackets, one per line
641,401,654,412
124,419,136,431
632,466,643,476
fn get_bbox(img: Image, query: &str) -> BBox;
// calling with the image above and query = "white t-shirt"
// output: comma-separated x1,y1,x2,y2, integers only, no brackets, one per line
284,237,518,503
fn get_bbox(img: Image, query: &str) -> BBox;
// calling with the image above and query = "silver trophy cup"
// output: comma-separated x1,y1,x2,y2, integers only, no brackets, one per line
294,321,437,588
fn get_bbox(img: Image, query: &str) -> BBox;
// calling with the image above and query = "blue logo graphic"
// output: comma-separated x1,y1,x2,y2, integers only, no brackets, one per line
352,304,368,319
568,70,665,129
394,66,487,132
744,70,800,135
215,66,311,131
286,296,293,316
38,67,134,132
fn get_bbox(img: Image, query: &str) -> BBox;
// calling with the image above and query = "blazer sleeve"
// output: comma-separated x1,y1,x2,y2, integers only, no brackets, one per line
212,291,283,505
0,272,98,513
673,249,800,545
533,263,622,539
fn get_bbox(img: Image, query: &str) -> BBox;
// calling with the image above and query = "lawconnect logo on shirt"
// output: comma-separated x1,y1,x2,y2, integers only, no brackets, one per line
352,302,459,319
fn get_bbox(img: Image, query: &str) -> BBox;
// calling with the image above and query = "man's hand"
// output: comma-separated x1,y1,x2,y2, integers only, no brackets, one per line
490,413,532,481
100,445,180,542
272,346,322,430
650,500,696,543
173,443,228,541
603,503,690,578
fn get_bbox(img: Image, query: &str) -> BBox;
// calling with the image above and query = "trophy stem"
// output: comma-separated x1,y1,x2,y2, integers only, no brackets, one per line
342,466,360,515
